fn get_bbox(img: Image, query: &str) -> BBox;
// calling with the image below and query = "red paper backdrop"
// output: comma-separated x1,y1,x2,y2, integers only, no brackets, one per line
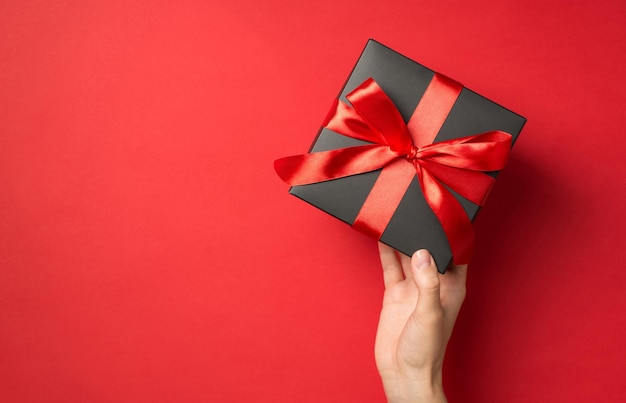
1,1,625,402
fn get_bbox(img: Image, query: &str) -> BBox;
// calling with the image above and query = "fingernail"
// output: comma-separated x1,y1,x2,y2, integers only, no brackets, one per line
414,249,432,270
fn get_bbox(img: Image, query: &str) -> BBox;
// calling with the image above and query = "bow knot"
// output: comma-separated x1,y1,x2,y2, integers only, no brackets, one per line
406,145,420,161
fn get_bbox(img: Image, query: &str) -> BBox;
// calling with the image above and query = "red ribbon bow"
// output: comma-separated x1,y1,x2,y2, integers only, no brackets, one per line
275,76,512,264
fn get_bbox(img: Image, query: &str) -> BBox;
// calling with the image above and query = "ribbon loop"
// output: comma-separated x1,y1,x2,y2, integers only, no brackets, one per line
346,78,413,150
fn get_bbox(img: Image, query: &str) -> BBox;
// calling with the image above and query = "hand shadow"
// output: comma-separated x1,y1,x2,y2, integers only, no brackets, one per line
443,152,584,401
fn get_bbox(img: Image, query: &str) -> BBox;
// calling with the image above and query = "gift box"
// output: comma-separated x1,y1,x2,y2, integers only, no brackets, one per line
275,40,526,272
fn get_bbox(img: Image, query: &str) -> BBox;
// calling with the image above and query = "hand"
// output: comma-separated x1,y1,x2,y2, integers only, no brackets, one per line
375,243,467,403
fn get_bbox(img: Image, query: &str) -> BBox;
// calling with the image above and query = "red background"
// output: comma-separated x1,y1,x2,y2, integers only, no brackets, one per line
1,1,625,402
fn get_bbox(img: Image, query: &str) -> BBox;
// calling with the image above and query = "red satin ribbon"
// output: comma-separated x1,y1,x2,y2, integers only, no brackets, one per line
275,75,512,264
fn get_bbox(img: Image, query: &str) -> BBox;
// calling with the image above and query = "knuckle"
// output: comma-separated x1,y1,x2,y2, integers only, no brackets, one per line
421,274,440,292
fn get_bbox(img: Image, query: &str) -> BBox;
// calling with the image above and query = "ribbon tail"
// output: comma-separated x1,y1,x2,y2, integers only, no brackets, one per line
418,166,475,265
274,144,398,186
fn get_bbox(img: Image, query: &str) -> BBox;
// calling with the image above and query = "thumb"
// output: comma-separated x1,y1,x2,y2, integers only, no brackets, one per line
411,249,442,317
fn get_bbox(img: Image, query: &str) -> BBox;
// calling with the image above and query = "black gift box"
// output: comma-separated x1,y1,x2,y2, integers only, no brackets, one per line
287,40,526,272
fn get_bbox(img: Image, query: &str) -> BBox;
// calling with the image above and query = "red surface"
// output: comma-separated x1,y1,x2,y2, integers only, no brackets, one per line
1,1,624,402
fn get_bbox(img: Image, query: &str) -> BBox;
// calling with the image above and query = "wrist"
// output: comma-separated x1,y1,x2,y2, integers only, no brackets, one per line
381,370,446,403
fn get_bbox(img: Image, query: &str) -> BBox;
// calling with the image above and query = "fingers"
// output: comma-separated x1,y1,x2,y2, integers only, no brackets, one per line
446,262,468,287
431,261,468,344
378,242,404,288
411,249,442,317
440,262,468,308
400,252,412,280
